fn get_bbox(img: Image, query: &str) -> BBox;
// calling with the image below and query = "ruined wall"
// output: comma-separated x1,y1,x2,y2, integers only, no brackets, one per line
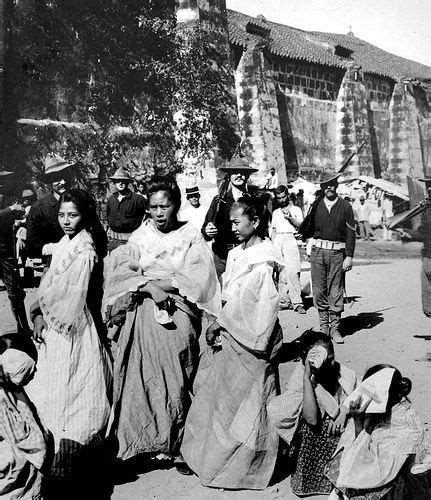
235,46,286,186
272,56,344,101
276,88,337,180
388,82,424,183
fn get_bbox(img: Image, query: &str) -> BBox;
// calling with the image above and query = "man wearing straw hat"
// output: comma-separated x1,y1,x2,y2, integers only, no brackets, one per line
309,169,356,344
201,156,258,278
0,168,30,334
26,154,77,260
106,165,146,252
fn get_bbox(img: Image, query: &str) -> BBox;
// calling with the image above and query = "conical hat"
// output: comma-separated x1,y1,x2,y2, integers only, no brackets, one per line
219,156,258,173
109,166,131,181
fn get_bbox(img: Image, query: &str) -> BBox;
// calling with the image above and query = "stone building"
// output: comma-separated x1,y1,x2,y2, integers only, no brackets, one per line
227,10,431,187
2,0,431,189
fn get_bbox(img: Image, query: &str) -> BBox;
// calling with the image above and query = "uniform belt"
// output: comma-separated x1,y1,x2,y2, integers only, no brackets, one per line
107,228,131,241
313,239,345,250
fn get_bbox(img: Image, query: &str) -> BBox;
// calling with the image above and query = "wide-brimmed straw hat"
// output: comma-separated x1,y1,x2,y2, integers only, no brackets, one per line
219,156,258,174
41,154,76,182
318,169,341,185
109,166,131,182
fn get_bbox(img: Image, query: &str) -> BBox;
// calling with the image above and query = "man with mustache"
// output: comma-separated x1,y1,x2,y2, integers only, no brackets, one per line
201,156,258,278
309,170,356,344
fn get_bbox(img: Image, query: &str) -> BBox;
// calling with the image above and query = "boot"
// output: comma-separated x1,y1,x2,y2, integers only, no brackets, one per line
329,311,344,344
318,310,330,335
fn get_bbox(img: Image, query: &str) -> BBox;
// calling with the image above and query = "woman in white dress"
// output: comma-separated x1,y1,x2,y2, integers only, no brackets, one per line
103,176,220,472
26,189,112,497
181,196,283,490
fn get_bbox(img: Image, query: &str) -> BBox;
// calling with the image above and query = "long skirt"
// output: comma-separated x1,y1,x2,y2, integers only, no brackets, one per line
0,439,42,500
108,296,200,460
325,452,431,500
26,309,112,478
181,333,279,490
290,419,339,496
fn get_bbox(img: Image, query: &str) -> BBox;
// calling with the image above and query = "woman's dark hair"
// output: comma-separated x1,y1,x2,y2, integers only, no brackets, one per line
297,329,335,362
59,189,106,258
363,364,412,409
231,196,269,238
146,175,181,212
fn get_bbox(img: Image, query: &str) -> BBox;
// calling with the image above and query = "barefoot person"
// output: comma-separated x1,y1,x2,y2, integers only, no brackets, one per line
326,364,431,499
181,196,283,490
270,185,306,314
268,330,357,497
26,189,112,498
103,176,220,471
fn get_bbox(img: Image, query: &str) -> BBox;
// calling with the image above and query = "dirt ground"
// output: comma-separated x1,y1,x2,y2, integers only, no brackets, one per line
1,239,430,499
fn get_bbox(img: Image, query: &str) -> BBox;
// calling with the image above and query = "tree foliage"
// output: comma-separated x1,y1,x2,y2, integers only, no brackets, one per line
7,0,239,196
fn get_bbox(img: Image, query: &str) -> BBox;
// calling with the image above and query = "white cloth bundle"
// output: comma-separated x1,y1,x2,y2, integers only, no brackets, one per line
342,367,395,413
0,348,36,385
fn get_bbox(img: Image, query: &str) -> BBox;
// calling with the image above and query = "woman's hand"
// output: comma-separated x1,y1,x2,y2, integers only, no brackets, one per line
33,315,47,344
143,282,175,314
350,395,371,436
205,321,221,346
326,406,349,436
304,358,314,380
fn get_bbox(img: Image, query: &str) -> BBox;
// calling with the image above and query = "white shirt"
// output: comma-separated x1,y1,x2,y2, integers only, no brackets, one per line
266,172,279,189
324,196,339,213
179,204,208,231
357,202,371,222
270,206,303,234
231,185,247,201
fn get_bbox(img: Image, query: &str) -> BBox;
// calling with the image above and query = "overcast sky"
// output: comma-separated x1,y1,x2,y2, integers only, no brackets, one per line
226,0,431,67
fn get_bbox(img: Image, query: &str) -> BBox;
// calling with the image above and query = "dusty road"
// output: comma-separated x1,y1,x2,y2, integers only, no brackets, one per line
1,241,430,499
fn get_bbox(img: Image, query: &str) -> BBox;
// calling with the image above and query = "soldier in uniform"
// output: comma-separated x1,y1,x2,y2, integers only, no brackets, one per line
308,170,356,343
201,157,258,278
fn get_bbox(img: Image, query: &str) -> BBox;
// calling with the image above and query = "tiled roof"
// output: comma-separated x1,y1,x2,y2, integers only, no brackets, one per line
228,10,431,81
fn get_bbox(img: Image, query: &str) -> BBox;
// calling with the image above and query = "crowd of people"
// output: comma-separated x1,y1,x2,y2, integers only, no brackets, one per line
0,153,430,499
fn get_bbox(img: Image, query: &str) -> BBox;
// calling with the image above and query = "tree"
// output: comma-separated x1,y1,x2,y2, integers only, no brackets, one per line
6,0,239,198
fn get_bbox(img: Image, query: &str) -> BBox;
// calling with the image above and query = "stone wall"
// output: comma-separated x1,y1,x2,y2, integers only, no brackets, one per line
276,88,337,179
272,56,344,101
235,46,286,186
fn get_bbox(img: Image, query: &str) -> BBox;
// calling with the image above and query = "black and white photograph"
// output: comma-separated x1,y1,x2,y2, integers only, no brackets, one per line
0,0,431,498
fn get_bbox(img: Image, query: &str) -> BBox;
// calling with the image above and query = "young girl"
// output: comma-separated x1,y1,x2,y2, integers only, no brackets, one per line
26,189,112,497
326,364,431,499
181,196,283,490
267,330,357,496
